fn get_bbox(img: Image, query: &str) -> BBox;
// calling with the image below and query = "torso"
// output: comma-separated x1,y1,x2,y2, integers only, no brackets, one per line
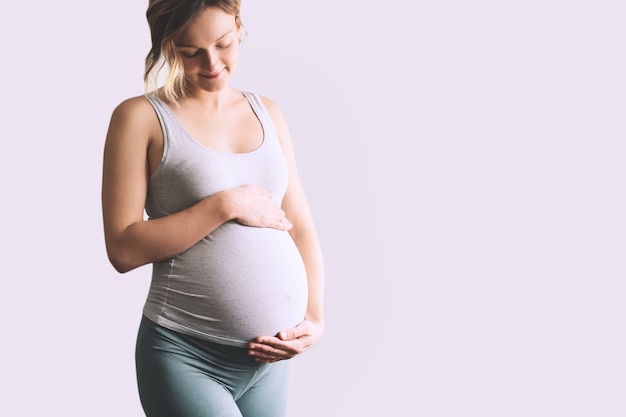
141,90,308,347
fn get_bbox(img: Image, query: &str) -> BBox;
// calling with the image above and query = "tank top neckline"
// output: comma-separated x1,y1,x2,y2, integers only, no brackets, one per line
150,91,268,157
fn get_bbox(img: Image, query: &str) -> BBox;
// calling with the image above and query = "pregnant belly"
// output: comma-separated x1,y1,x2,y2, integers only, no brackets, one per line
147,221,309,346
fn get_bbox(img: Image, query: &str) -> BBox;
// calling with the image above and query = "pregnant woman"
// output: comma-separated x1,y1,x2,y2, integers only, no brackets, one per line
101,1,324,416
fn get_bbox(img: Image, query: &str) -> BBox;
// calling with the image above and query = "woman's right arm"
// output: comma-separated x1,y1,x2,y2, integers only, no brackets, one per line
101,97,291,273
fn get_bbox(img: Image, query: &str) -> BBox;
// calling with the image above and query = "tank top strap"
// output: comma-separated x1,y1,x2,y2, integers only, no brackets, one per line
144,92,188,154
241,92,275,129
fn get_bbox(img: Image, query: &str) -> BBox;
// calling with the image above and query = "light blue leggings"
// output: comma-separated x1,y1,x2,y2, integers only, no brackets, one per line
135,316,290,417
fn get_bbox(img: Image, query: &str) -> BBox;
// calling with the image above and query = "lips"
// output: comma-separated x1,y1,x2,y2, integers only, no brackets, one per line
202,68,224,79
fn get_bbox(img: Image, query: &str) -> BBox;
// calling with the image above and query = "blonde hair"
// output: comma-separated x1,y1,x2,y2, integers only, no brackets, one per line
144,0,242,104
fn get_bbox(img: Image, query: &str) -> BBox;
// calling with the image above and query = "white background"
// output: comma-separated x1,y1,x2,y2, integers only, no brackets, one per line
2,1,625,416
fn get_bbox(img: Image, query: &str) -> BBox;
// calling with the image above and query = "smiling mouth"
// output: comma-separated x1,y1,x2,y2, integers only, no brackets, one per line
202,69,224,79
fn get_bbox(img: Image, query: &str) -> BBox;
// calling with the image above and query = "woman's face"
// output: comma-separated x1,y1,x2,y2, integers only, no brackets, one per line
174,7,241,94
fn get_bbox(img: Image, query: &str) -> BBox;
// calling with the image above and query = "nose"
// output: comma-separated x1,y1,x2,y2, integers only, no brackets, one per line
200,50,219,72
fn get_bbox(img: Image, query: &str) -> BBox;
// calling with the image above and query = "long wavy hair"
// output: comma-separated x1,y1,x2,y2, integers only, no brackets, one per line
144,0,242,103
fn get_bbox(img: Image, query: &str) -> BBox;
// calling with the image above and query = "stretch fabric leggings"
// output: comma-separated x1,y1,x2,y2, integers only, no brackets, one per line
135,316,290,417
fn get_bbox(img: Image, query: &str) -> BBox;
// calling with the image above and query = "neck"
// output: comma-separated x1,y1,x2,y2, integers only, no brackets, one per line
185,86,236,112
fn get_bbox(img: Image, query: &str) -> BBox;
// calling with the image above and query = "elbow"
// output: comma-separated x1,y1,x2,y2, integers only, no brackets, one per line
111,260,134,274
103,226,148,273
106,247,139,274
108,256,134,274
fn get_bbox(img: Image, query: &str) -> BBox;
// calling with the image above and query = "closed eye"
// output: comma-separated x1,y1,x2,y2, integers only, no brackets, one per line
181,51,200,58
216,42,233,50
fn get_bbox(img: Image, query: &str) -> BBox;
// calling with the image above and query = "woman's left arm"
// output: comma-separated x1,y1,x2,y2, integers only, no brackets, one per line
248,97,325,363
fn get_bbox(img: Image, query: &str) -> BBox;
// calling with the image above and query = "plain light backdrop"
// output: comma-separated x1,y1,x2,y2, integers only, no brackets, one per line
1,1,625,416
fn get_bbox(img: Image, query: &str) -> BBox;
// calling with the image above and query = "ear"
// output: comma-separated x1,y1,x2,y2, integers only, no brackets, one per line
235,16,245,43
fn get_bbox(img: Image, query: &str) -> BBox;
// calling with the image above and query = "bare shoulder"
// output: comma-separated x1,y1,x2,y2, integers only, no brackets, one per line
107,94,160,145
111,95,157,125
259,94,279,112
259,95,289,133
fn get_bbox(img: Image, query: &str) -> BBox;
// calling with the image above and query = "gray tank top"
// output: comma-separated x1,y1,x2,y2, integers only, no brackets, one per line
142,92,308,347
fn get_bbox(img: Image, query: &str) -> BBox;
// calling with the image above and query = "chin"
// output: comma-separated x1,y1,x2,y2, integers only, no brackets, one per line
200,77,229,92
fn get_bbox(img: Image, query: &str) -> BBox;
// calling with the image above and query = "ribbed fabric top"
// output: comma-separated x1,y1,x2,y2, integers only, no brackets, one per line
142,92,308,347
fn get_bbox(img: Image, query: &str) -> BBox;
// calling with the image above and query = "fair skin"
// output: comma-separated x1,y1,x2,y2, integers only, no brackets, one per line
102,7,324,363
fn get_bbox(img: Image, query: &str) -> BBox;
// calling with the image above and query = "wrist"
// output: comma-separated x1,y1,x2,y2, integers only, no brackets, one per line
304,315,324,329
211,190,237,223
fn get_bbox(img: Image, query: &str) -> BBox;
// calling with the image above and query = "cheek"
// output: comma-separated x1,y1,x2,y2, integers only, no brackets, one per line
182,59,202,73
228,55,239,68
225,45,240,64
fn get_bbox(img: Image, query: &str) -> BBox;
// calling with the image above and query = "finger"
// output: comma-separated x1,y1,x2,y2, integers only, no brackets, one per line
248,346,293,362
281,218,293,230
278,322,310,341
249,338,300,356
249,339,287,354
252,338,307,357
270,216,292,231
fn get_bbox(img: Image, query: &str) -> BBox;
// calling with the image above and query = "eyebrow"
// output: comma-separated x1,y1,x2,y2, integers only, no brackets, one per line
175,30,235,48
